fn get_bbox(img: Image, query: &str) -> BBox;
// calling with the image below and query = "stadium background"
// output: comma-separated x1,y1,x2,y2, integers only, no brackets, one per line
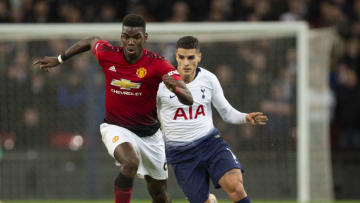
0,0,359,202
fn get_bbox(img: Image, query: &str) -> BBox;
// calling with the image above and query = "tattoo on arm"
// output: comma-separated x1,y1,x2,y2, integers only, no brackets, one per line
175,80,193,105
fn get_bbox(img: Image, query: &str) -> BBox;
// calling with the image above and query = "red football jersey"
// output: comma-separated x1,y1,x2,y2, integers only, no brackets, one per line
92,40,181,136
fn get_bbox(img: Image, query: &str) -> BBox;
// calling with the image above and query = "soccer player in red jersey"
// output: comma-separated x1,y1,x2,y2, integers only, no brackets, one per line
33,14,193,203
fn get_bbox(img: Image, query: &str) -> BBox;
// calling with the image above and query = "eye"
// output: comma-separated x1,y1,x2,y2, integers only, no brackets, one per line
178,55,184,59
188,55,195,60
134,34,142,39
121,34,129,40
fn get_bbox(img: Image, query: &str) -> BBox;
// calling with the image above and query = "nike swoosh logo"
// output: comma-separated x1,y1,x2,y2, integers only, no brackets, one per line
170,95,175,99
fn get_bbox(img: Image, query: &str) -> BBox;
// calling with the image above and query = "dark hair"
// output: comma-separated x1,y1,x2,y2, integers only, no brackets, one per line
122,14,146,31
176,36,200,51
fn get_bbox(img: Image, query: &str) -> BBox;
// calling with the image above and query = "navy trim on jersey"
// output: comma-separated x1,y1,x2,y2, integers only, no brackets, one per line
194,67,201,79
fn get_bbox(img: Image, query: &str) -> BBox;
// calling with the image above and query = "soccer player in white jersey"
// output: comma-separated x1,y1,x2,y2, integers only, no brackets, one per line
157,36,268,203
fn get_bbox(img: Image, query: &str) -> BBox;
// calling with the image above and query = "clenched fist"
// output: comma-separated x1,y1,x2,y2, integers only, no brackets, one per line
162,74,177,93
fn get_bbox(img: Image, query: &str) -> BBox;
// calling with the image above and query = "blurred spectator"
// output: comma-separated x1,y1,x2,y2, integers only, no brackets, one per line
311,0,348,35
30,0,50,23
242,69,268,111
56,72,87,133
26,72,56,128
247,0,272,21
97,4,117,22
0,0,10,22
135,0,173,22
167,1,190,22
207,0,232,21
339,38,360,76
58,4,82,23
232,0,255,21
15,107,47,151
261,82,294,148
351,0,360,22
10,8,25,23
0,42,9,74
280,0,307,22
216,64,240,103
132,3,156,22
335,67,360,149
5,50,31,132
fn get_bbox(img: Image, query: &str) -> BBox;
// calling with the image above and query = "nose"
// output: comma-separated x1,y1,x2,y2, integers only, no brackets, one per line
183,58,190,66
128,38,135,45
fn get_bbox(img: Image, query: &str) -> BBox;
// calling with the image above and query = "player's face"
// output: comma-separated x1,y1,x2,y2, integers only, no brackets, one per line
176,48,201,82
121,26,148,61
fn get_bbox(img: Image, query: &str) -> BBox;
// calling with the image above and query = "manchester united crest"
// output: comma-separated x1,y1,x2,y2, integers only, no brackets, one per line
136,67,147,78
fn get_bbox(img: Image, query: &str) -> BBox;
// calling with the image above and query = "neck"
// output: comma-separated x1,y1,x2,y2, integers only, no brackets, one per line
124,49,143,64
182,72,196,84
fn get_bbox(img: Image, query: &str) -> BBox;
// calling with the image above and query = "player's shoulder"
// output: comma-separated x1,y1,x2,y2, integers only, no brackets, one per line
157,82,168,96
95,40,122,53
198,67,218,81
144,49,166,61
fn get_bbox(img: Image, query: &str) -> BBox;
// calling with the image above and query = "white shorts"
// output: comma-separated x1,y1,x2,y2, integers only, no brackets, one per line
100,123,168,180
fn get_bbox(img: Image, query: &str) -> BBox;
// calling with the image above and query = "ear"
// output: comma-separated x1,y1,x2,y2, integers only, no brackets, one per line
144,33,148,41
198,52,202,62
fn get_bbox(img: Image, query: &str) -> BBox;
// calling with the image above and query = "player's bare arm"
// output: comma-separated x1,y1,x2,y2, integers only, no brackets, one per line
162,74,193,105
33,36,102,71
246,112,268,125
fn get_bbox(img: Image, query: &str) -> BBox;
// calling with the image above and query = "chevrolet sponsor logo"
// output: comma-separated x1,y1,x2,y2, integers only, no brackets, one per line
111,79,141,90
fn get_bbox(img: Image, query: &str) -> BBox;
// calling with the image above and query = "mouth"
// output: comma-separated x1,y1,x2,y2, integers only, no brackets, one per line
183,68,192,72
127,47,137,55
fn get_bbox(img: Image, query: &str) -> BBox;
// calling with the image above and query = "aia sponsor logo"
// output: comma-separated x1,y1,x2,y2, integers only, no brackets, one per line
173,105,205,120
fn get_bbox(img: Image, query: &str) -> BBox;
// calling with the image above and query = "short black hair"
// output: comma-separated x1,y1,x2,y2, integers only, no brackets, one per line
176,36,200,51
122,14,146,31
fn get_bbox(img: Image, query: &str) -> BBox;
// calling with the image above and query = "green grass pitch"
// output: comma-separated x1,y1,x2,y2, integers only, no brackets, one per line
2,200,360,203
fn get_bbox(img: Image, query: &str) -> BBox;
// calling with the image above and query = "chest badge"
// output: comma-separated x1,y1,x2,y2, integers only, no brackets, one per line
136,67,147,78
201,88,206,99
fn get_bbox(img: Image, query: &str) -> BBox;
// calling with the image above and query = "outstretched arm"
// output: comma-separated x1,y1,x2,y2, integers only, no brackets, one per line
162,74,193,105
211,73,268,125
33,36,102,71
217,105,268,125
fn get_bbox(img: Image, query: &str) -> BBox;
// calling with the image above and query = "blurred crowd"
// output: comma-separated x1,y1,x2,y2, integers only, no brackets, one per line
0,0,359,152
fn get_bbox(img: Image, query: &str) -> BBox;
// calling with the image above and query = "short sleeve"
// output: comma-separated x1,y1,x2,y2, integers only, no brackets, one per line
92,40,113,62
157,60,181,80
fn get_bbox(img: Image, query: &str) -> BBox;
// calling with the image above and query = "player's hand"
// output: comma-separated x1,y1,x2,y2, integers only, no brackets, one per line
33,56,60,72
162,74,177,93
246,112,268,125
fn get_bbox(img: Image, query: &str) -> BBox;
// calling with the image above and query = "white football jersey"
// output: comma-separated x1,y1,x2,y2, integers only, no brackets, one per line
157,67,247,146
